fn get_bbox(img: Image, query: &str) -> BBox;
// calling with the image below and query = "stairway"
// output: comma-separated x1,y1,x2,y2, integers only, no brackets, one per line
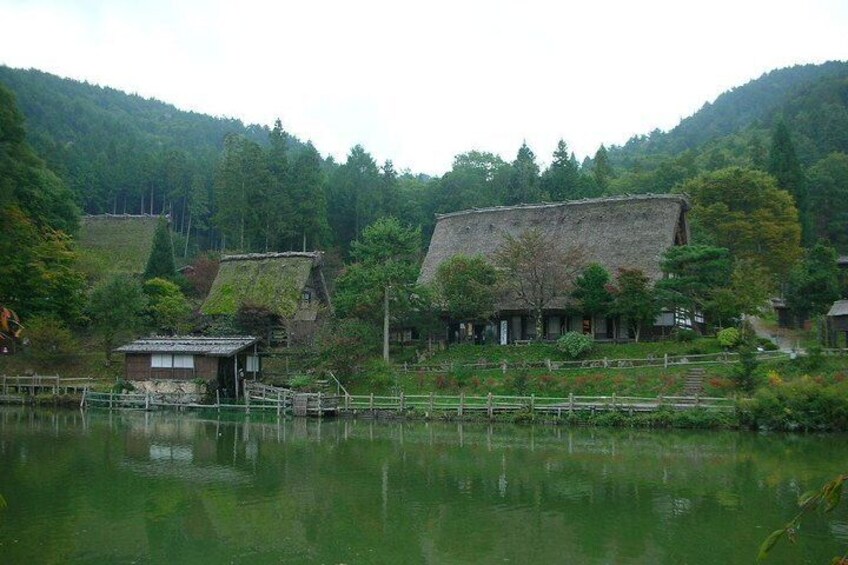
683,367,705,396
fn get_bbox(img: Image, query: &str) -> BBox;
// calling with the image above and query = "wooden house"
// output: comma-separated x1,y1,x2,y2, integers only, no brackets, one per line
115,336,260,397
201,252,331,346
827,300,848,348
418,194,690,343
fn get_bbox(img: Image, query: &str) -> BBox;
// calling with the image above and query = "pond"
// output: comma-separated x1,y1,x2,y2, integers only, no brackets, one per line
0,408,845,564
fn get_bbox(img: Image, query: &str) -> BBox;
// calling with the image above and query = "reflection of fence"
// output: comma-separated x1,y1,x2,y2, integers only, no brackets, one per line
1,375,96,396
339,392,734,416
400,350,790,374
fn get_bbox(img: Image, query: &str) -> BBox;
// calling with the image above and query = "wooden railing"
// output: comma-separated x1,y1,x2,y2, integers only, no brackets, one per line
1,375,96,395
400,350,789,374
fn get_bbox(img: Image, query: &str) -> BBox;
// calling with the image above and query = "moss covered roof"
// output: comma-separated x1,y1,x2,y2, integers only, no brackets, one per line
77,214,159,279
202,252,322,318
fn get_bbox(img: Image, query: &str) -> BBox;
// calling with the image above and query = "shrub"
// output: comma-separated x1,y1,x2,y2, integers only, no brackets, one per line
671,328,697,342
556,332,594,359
363,359,395,390
316,319,380,380
717,327,741,348
738,379,848,431
24,317,78,365
733,347,760,393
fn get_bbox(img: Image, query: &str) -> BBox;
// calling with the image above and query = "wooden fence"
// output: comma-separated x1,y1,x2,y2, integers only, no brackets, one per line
1,375,96,395
400,350,790,374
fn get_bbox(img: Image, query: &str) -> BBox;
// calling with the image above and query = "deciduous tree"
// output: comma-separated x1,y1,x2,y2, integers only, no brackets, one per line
433,254,498,323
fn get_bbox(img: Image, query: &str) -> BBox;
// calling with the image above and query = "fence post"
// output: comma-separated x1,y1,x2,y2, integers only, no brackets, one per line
458,393,464,417
429,392,434,415
399,391,404,413
277,391,282,418
545,359,551,371
612,392,616,409
245,388,251,414
216,389,221,414
487,392,493,419
530,393,535,414
569,392,574,413
109,392,113,410
345,393,350,411
603,358,608,368
501,361,507,375
80,387,87,409
369,392,374,412
145,392,150,411
664,353,668,369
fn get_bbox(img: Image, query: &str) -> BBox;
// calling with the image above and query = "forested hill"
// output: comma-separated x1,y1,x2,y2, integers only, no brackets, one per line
0,66,298,214
607,61,848,171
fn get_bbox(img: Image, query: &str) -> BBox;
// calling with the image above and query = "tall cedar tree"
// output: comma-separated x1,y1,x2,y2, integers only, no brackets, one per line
592,145,615,192
768,121,810,244
807,152,848,251
541,140,581,201
785,242,841,325
143,216,177,280
494,229,585,341
505,142,542,205
572,264,614,329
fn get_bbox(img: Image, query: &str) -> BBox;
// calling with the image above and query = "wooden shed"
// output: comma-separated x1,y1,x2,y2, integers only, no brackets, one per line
115,336,260,398
827,300,848,348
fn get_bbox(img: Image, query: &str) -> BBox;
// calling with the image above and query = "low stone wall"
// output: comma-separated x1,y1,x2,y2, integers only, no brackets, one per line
132,380,207,395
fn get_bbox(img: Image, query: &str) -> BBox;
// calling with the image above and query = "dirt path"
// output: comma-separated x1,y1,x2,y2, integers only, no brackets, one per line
747,316,803,353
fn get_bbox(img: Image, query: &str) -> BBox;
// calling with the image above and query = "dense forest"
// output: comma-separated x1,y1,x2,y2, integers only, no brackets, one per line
2,61,848,262
1,61,847,340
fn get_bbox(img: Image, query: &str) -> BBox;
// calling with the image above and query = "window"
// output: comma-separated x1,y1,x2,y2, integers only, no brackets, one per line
302,290,312,304
151,353,194,369
173,355,194,369
246,355,259,372
151,353,171,368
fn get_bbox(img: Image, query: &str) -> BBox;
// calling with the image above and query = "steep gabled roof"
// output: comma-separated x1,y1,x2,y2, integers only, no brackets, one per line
202,252,329,318
77,214,160,278
419,194,690,284
828,300,848,317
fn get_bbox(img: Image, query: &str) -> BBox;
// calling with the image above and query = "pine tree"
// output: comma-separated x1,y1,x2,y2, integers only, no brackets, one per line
592,145,614,192
505,142,541,205
143,216,176,280
541,139,581,201
768,121,809,244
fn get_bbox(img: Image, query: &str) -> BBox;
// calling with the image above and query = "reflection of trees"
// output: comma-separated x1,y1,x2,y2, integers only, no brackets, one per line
0,409,844,563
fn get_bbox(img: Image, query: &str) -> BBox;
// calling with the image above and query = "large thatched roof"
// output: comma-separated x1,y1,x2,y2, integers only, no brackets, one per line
419,194,690,284
77,214,160,278
202,252,329,318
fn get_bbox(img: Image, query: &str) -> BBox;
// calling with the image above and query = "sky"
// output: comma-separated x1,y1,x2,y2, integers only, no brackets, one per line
1,0,847,175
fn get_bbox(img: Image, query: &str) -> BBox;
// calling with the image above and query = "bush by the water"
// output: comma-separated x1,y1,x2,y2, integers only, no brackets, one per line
737,378,848,431
556,332,594,359
24,317,78,365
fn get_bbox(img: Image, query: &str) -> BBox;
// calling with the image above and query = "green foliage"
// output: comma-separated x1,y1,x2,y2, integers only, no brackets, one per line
785,242,841,323
316,318,381,380
143,278,191,334
738,378,848,432
556,332,594,359
202,255,308,317
608,268,659,342
683,167,802,282
572,263,613,319
733,347,760,393
77,216,159,280
807,152,848,251
23,316,78,364
143,217,177,281
87,274,148,360
656,245,733,326
541,140,583,201
717,327,741,348
768,120,809,242
505,142,542,205
433,254,498,322
671,328,697,342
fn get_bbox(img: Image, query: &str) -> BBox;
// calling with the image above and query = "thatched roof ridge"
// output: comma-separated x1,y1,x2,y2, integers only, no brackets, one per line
420,194,690,287
83,213,164,220
434,193,690,221
221,251,322,264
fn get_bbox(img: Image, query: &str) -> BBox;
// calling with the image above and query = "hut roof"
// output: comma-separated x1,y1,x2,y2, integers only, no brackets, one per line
419,194,690,284
77,214,160,278
828,300,848,317
201,252,328,318
115,336,258,356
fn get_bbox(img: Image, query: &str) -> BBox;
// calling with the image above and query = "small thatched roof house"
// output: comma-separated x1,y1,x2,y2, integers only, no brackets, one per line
202,252,331,345
419,194,690,342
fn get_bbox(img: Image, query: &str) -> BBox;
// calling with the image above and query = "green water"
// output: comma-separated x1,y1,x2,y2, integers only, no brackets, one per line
0,409,846,564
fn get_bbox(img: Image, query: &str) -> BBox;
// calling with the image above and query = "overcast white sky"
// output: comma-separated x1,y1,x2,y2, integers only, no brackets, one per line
1,0,847,175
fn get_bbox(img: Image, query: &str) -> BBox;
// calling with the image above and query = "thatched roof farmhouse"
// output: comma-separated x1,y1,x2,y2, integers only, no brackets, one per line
77,214,160,279
202,252,331,345
419,194,690,342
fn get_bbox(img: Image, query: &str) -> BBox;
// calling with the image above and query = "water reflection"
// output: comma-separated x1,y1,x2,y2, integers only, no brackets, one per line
0,408,845,564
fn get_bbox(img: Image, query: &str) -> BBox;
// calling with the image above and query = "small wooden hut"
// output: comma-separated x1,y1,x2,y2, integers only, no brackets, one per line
418,194,690,343
115,336,260,397
827,300,848,348
202,252,331,346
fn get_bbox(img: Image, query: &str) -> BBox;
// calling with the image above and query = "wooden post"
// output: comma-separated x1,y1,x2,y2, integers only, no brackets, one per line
530,393,535,414
458,393,464,417
345,393,350,411
569,392,574,414
399,391,404,413
487,393,493,419
545,359,551,371
109,392,113,410
612,392,616,409
664,353,668,369
369,392,374,412
145,392,150,411
2,375,6,395
80,387,87,409
429,392,434,415
245,387,251,414
277,391,282,418
216,389,221,414
501,361,507,375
